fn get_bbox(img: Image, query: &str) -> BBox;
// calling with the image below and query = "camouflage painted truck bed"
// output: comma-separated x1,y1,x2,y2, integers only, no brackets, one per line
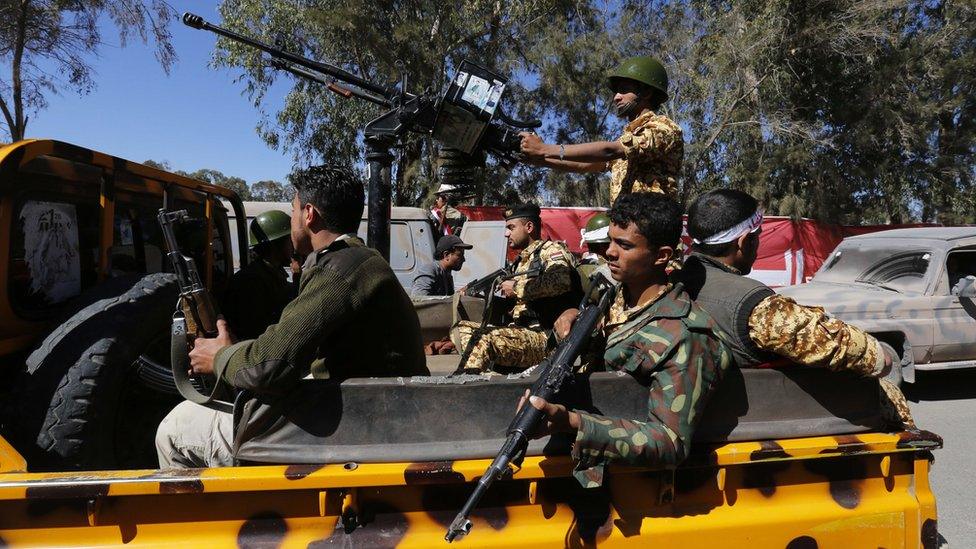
0,368,941,548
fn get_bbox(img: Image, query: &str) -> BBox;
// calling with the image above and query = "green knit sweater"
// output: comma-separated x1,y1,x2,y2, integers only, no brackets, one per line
214,236,428,395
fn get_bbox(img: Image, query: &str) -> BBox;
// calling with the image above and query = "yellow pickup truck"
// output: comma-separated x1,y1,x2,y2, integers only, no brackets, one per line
0,140,942,548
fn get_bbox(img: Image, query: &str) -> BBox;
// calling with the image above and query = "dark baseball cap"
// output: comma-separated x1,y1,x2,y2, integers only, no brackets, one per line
435,235,473,256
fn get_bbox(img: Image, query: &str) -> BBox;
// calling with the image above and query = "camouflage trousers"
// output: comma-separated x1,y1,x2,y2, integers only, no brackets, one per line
879,379,916,430
450,320,548,373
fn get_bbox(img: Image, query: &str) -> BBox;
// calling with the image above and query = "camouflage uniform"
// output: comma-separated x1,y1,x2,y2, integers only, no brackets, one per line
451,239,578,372
608,110,683,203
748,294,915,428
571,283,733,487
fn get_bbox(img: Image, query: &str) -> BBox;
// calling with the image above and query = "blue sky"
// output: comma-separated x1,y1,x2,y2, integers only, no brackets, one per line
9,3,295,184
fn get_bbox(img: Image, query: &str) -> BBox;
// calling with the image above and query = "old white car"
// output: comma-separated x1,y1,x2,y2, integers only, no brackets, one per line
777,227,976,384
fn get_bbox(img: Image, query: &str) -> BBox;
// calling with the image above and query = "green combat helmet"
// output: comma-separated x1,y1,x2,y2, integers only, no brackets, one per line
249,209,291,248
608,56,669,101
582,213,611,244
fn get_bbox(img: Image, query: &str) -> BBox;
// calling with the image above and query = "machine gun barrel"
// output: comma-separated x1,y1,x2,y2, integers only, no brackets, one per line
445,276,617,542
270,60,393,107
182,12,396,101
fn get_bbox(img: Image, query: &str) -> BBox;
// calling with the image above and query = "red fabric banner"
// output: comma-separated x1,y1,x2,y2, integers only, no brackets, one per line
458,205,940,287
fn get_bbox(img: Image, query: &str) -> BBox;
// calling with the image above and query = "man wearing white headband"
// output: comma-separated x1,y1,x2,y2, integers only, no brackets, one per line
679,189,915,429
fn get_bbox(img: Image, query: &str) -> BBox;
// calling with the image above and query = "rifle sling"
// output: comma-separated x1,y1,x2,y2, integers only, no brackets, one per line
171,309,233,413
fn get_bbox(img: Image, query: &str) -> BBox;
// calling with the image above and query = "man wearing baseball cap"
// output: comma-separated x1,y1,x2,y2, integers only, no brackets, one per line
411,235,473,297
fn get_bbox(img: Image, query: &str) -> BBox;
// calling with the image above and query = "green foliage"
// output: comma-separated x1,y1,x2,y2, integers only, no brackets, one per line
142,160,293,203
251,179,294,202
212,0,976,223
0,0,176,140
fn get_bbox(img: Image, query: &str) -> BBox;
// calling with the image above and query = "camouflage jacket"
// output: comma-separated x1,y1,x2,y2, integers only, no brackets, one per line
572,283,732,487
510,239,579,328
608,110,683,203
748,294,885,377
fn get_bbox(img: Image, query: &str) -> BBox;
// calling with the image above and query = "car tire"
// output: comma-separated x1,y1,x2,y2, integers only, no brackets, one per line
5,273,182,471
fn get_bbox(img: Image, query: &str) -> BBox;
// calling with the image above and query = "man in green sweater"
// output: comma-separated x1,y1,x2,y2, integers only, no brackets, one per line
155,166,427,468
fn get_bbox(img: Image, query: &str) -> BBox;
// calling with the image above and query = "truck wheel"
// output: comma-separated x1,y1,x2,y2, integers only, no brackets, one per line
6,273,182,471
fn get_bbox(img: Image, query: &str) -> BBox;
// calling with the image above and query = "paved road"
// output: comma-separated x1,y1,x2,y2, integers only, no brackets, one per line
905,369,976,548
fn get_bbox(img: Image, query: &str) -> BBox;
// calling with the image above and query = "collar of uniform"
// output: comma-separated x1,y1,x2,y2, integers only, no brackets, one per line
518,239,545,261
624,110,657,133
304,233,362,269
689,252,742,275
610,282,690,325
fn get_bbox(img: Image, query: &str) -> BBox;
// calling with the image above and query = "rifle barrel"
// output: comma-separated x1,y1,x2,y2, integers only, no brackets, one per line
182,12,395,100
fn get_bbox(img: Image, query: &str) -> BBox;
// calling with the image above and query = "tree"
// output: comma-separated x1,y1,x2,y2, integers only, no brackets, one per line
210,0,976,222
186,168,253,201
251,179,293,202
0,1,177,141
213,0,586,206
141,159,171,171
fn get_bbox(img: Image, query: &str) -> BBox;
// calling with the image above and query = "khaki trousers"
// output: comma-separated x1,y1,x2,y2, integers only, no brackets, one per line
155,401,235,468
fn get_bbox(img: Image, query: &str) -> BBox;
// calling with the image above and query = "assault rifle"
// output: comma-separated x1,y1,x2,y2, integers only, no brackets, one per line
463,268,508,299
158,208,232,413
446,273,617,541
182,12,540,260
454,261,542,374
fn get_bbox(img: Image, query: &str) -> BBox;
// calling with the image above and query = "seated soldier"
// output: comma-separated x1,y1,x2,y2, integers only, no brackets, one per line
451,203,581,372
526,193,732,487
677,188,913,427
221,209,299,340
155,166,428,468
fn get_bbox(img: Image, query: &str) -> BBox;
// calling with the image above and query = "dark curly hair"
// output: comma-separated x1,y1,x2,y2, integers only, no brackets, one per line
289,166,365,234
608,192,682,248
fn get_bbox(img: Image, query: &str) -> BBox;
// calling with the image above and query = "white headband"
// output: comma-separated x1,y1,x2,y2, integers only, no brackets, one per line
692,209,763,245
581,225,610,243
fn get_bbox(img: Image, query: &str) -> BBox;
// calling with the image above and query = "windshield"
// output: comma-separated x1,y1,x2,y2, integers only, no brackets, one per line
813,242,932,294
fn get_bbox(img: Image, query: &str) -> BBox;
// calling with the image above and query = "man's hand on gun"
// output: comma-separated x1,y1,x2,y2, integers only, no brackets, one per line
553,308,580,340
499,279,517,298
188,318,237,376
519,132,550,162
516,389,581,438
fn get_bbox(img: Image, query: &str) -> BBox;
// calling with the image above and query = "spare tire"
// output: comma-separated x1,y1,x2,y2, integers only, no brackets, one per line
6,273,182,471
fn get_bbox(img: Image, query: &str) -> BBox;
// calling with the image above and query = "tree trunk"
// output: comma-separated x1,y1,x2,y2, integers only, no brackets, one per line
11,0,30,140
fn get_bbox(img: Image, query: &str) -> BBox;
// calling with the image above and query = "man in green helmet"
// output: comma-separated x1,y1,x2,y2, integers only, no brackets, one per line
220,209,299,340
578,213,613,296
581,213,611,263
519,56,683,204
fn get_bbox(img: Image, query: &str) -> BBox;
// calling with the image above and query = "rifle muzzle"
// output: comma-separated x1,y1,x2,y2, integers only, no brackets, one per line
182,13,205,29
